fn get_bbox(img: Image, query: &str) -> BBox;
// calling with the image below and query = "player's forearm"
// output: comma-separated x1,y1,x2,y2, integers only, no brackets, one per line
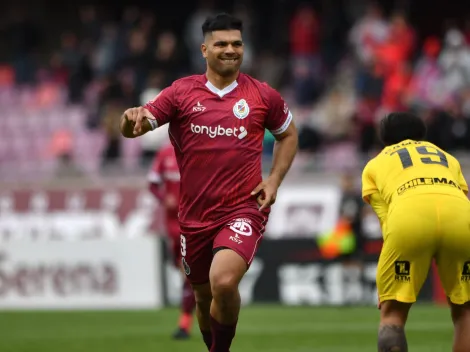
120,113,152,138
269,134,298,186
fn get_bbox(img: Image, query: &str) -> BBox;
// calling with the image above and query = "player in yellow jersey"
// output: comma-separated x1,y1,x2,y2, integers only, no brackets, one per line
362,112,470,352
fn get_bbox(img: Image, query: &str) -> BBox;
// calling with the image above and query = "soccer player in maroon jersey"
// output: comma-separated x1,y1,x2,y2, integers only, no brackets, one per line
120,13,298,352
148,142,196,340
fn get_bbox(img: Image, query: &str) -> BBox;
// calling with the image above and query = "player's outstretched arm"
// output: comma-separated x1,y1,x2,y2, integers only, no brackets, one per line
120,107,157,138
251,121,298,210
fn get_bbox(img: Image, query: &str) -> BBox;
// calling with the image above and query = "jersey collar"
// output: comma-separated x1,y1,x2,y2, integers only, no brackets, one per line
205,79,238,98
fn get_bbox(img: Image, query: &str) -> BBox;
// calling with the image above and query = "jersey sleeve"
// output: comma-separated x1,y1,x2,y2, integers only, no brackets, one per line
361,160,378,203
143,84,177,129
263,85,293,135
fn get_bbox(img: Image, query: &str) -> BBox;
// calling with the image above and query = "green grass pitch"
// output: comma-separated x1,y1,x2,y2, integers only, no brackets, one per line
0,304,453,351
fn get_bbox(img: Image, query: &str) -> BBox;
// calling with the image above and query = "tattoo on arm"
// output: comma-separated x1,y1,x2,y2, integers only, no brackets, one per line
378,325,408,352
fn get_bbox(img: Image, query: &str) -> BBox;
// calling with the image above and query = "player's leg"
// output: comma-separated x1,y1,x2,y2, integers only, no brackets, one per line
378,300,411,351
209,248,247,352
376,205,435,352
449,301,470,352
192,282,214,350
169,222,196,339
209,217,264,352
180,232,215,350
435,198,470,352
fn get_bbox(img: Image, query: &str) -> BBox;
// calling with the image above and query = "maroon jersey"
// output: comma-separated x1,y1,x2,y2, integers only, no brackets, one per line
144,73,292,232
148,143,180,219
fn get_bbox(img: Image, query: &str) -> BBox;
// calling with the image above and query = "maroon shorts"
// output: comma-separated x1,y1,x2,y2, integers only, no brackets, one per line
166,218,182,267
180,212,268,285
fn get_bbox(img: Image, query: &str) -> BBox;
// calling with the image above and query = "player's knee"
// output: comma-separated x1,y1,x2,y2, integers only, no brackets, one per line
210,272,239,298
380,300,411,325
209,249,246,298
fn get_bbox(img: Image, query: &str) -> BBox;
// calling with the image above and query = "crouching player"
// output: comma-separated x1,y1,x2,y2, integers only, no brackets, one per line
362,112,470,352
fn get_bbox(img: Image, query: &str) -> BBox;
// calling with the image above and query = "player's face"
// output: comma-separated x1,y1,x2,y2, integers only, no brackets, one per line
202,30,244,77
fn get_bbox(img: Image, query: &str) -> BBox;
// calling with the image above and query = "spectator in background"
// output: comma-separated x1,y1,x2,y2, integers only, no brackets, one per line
289,4,323,106
78,5,101,44
349,2,389,66
117,29,152,97
4,6,41,85
93,23,120,78
373,12,415,74
354,93,381,153
406,37,448,110
439,28,470,95
55,32,93,103
152,31,188,86
312,87,356,143
100,73,136,168
380,61,412,111
138,12,158,46
184,0,215,73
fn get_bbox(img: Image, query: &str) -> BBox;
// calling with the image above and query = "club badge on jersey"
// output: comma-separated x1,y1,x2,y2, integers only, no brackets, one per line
233,99,250,119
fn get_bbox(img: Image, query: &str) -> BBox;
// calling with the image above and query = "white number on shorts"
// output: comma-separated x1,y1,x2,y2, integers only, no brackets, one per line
180,234,186,257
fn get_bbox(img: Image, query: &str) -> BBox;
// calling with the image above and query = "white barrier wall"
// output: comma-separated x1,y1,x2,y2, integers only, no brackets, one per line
0,237,162,310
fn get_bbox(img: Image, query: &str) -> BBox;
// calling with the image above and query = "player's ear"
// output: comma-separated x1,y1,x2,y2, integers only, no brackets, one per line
201,43,208,58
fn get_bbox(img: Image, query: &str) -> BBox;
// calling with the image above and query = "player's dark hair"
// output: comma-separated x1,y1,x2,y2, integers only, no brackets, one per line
379,112,427,146
202,13,243,37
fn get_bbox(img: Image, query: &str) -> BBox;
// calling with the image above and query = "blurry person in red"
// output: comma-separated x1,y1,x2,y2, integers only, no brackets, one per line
148,142,196,340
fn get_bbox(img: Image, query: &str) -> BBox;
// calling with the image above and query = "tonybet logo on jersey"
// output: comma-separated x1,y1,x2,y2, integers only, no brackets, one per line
190,123,248,140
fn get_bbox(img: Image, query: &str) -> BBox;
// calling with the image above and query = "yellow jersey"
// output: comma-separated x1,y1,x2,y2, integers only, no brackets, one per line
362,139,468,206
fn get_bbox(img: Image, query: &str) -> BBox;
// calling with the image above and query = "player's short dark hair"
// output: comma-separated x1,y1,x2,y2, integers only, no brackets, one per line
379,112,427,146
202,13,243,37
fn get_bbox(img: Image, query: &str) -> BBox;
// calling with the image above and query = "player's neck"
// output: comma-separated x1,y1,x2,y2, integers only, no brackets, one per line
205,70,239,90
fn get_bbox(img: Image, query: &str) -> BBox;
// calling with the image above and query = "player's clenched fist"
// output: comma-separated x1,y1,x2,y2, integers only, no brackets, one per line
121,107,156,138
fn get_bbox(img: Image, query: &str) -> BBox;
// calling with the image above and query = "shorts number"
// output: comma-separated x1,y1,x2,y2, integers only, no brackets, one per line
391,146,448,169
180,234,186,257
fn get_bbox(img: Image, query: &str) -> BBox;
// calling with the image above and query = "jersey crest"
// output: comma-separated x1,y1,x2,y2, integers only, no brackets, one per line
233,99,250,119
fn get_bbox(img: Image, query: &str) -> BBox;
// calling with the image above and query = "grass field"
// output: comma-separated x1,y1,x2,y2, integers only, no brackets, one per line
0,304,453,351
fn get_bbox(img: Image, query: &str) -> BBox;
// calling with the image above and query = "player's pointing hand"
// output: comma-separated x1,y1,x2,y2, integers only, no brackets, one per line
123,107,155,135
251,176,281,211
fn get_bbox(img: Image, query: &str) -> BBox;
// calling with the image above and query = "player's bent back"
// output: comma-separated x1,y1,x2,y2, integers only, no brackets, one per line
362,113,470,307
363,139,468,206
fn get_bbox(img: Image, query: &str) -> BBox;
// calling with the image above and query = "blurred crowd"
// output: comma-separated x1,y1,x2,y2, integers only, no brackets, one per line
2,1,470,177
